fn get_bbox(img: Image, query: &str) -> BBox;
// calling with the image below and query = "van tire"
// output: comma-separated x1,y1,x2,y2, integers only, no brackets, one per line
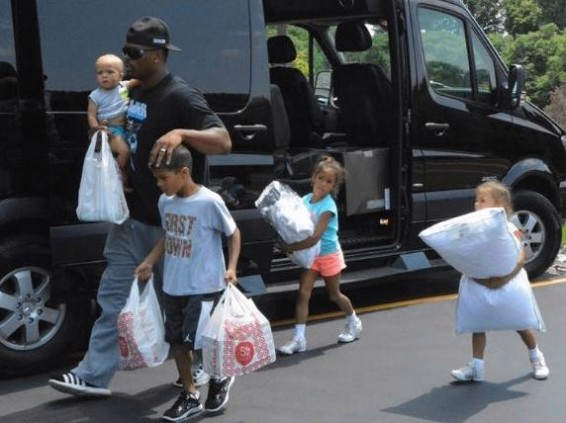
0,235,87,377
511,190,562,280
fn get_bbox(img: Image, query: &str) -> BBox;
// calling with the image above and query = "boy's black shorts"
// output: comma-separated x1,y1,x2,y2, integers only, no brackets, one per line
164,291,222,350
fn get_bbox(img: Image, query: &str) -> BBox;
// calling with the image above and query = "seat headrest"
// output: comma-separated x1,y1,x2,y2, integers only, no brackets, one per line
335,22,372,52
0,62,17,78
267,36,297,64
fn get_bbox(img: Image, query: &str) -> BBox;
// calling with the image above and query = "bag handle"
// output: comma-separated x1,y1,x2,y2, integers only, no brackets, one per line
224,284,254,318
87,130,111,164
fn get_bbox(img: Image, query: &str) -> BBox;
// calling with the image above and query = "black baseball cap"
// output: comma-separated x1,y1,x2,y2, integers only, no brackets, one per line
126,16,181,51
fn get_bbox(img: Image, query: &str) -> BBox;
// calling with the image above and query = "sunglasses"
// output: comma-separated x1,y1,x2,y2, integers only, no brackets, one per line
122,45,160,60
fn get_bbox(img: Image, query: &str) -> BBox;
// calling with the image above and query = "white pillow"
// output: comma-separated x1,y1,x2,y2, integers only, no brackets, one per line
418,207,520,279
455,271,545,333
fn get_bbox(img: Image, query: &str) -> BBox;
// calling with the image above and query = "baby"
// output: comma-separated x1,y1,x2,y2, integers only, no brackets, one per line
87,54,136,190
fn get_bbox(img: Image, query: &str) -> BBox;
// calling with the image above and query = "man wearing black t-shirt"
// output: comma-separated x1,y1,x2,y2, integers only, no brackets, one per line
49,17,233,414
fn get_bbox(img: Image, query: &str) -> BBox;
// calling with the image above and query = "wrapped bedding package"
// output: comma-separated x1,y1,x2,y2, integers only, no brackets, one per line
418,207,519,279
455,271,546,333
419,207,545,333
255,181,320,268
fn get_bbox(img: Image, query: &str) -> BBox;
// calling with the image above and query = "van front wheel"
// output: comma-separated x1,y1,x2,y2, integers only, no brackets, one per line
511,190,562,280
0,235,87,377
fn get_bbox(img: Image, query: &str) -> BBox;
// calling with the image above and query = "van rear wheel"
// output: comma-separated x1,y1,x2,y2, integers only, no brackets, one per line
0,235,87,377
511,190,562,280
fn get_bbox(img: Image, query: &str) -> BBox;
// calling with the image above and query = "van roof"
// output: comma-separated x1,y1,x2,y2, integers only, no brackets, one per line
263,0,392,24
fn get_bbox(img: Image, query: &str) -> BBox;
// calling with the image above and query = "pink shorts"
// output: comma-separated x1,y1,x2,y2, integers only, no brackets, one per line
310,250,346,277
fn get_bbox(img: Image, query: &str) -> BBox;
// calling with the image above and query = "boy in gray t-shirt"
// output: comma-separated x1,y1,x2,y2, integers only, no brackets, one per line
135,144,240,421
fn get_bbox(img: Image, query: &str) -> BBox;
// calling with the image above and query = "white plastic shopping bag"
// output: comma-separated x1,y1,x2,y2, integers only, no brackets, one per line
76,130,129,224
117,277,170,370
194,300,214,350
418,207,520,279
202,284,276,378
255,181,320,268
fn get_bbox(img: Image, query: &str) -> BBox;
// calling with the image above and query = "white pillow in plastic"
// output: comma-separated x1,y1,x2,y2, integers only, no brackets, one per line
418,207,520,279
255,181,320,268
456,271,546,333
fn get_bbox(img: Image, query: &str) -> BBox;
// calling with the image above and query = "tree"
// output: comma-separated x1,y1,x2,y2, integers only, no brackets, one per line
504,23,566,106
503,0,542,35
462,0,505,33
537,0,566,30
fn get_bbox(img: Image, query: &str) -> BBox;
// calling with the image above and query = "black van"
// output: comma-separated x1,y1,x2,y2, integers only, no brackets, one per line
1,0,565,376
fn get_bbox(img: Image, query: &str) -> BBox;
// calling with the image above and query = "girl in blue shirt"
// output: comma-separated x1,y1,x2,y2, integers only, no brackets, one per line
279,155,362,355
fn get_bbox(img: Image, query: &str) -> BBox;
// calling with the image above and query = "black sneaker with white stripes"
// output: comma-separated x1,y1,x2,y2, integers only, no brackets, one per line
48,372,111,397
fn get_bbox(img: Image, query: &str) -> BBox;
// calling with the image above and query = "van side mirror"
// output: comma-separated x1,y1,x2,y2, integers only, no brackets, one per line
314,70,332,106
506,64,525,109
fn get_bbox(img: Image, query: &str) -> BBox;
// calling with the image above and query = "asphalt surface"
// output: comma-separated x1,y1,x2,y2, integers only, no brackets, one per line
1,275,565,423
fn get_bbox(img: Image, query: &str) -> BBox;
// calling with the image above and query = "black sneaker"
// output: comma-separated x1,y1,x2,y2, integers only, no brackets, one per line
204,376,235,412
162,391,203,421
48,372,111,397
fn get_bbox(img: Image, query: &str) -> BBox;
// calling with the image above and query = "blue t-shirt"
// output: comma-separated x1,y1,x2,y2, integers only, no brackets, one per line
303,193,340,256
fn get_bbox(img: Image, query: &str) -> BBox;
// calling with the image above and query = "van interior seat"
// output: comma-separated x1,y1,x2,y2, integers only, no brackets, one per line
332,21,393,147
267,35,324,149
270,83,319,195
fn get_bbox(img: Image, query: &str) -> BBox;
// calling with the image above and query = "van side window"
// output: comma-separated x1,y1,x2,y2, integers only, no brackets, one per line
36,0,250,113
418,7,497,105
471,31,497,103
418,8,472,100
0,2,17,112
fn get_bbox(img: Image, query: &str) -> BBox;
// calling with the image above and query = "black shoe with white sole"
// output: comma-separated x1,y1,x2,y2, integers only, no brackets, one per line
162,391,203,421
204,376,235,412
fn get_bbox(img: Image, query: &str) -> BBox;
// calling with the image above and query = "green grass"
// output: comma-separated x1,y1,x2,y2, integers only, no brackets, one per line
562,226,566,246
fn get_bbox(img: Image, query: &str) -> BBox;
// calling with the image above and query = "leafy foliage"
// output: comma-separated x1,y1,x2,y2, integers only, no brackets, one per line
503,24,566,106
503,0,542,36
462,0,504,33
537,0,566,29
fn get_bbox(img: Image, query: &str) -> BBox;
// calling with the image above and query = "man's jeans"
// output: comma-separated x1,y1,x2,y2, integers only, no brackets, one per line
72,218,164,388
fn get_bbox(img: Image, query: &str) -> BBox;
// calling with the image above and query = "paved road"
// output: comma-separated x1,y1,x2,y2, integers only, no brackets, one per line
1,276,565,422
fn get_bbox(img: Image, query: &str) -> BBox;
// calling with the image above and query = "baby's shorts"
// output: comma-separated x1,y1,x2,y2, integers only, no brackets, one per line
107,124,126,138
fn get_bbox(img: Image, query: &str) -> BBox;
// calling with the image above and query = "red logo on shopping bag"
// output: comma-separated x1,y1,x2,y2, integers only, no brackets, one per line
118,335,129,358
235,341,255,366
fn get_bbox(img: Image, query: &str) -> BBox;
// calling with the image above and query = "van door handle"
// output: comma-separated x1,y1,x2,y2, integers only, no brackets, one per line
425,122,450,136
234,124,267,141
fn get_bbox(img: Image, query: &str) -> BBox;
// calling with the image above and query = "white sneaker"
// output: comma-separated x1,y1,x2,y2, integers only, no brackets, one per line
338,317,362,343
531,353,550,380
193,364,211,387
173,364,210,388
451,362,484,382
278,337,306,355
